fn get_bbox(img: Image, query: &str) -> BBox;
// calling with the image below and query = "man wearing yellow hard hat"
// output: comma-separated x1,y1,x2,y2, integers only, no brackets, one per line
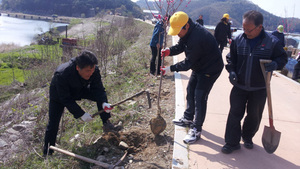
214,13,232,53
160,11,223,144
271,25,285,47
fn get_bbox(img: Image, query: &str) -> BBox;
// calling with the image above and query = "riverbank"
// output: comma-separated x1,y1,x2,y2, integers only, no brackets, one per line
0,12,71,23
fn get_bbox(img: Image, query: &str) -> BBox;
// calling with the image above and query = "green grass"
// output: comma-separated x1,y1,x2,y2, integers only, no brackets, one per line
0,68,26,85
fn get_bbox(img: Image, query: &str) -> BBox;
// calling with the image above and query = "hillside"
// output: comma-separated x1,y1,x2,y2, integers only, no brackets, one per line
136,0,300,33
0,0,144,19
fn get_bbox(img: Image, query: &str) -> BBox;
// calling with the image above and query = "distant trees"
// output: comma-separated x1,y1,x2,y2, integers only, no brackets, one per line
0,0,144,18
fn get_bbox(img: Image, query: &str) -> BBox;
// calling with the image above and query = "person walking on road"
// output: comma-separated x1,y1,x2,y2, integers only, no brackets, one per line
214,13,232,53
43,50,119,157
196,15,204,26
150,18,165,76
222,10,287,154
271,25,285,48
160,11,223,144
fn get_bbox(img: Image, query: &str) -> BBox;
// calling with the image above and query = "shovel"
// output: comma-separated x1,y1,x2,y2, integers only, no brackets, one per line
150,52,167,135
260,59,281,154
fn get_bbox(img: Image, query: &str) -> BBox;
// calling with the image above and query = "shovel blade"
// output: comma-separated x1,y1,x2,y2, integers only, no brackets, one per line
150,115,166,135
262,125,281,154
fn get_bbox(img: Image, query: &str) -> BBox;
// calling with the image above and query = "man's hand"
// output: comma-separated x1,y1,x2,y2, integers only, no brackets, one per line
264,61,278,72
102,102,113,113
229,71,238,85
161,48,170,58
80,112,93,122
160,66,170,76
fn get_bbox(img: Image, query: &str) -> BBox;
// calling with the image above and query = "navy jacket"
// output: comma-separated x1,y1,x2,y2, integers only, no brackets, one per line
271,30,285,47
226,29,287,91
169,21,223,75
50,58,108,118
150,21,164,47
214,21,231,42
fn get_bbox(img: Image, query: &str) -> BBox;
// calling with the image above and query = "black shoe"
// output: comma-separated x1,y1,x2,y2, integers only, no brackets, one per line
102,120,123,132
243,139,253,149
172,117,193,127
221,143,241,154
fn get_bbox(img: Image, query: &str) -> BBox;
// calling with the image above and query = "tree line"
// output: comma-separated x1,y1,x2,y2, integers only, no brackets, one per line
0,0,144,18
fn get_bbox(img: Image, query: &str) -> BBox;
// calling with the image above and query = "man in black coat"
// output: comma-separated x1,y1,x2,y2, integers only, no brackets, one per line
222,10,287,154
43,50,118,156
214,13,232,53
196,15,204,26
161,11,223,144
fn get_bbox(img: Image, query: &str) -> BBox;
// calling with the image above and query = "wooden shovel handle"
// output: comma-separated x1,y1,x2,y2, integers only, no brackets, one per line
259,59,274,128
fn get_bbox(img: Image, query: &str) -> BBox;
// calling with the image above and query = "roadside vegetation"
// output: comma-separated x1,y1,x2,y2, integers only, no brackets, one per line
0,15,158,168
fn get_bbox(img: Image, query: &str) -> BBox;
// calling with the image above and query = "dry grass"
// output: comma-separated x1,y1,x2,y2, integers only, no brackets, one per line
0,43,21,53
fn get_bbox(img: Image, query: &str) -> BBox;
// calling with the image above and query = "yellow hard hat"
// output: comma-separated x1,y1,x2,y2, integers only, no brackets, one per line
223,13,230,19
168,11,189,36
277,25,284,33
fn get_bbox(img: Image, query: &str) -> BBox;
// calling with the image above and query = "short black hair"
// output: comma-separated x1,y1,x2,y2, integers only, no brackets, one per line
243,10,263,26
76,50,98,69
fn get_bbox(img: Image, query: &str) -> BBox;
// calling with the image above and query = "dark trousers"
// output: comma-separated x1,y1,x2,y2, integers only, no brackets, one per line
184,71,221,131
224,87,266,145
217,40,226,54
43,95,111,155
292,63,300,80
150,46,162,75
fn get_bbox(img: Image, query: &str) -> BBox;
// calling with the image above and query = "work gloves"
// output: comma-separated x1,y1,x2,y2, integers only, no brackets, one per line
102,102,113,113
229,71,238,85
81,112,93,122
161,48,170,58
160,66,170,76
264,61,278,72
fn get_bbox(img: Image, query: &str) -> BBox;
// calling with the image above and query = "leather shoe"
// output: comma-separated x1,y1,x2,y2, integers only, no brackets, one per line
221,143,241,154
243,139,253,149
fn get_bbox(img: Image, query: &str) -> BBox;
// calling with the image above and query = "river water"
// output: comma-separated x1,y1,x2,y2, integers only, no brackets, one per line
0,13,68,46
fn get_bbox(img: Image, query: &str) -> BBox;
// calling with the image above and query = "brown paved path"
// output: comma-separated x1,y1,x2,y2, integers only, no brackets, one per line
172,36,300,169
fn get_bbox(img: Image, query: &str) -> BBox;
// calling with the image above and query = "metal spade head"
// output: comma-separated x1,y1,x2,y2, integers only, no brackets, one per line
262,125,281,154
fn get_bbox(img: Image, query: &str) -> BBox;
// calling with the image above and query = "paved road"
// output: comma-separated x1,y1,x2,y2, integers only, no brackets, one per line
171,36,300,169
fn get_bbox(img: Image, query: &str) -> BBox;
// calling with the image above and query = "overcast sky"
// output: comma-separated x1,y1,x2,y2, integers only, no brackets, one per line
132,0,300,19
249,0,300,19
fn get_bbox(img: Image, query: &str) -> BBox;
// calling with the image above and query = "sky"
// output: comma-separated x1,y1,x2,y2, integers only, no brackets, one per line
249,0,300,19
132,0,300,19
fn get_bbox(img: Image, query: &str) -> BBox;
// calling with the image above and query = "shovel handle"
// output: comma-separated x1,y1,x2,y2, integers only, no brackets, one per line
259,59,274,128
92,90,150,118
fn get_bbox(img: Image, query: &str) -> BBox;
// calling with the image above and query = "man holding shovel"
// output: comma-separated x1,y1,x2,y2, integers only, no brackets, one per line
150,17,165,76
161,11,223,144
43,50,119,157
222,10,287,154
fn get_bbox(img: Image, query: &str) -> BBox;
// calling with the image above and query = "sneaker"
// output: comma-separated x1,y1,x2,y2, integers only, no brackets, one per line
183,127,201,144
221,143,241,154
102,120,123,132
172,117,193,127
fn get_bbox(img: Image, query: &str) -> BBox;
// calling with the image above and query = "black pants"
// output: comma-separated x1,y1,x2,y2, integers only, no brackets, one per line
184,71,221,131
43,98,111,155
217,40,227,54
292,63,300,80
150,46,162,75
224,87,266,145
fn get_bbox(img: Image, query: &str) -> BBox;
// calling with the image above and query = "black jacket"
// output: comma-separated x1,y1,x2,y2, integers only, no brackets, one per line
214,21,231,42
271,30,285,47
169,21,223,75
226,29,287,91
50,58,108,118
196,19,203,26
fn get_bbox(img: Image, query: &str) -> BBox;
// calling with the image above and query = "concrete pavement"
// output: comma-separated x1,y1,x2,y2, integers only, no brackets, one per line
171,36,300,169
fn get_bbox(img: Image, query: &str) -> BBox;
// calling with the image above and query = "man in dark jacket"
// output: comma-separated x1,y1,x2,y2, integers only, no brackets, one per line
222,10,287,154
196,15,204,26
43,50,117,156
150,19,165,75
214,13,232,53
161,11,223,144
271,25,285,48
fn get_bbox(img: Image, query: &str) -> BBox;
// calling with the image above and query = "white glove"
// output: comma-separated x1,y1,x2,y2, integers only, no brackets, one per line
80,112,93,122
160,66,170,75
102,102,113,113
